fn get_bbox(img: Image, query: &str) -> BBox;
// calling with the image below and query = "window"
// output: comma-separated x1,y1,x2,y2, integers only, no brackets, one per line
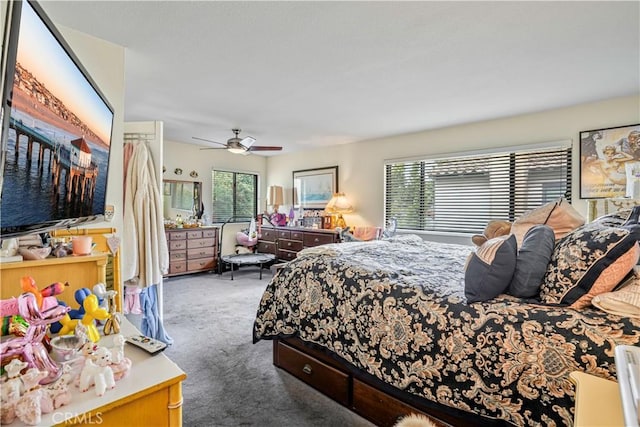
211,170,258,223
384,145,572,234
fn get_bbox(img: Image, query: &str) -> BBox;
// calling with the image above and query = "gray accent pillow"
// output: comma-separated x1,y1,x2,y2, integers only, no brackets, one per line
465,234,517,303
508,225,555,298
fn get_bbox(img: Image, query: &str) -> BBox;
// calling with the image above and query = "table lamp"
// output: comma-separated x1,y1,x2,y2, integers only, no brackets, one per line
268,185,286,226
324,192,353,229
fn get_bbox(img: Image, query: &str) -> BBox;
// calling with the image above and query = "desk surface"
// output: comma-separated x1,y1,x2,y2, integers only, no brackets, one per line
570,371,624,427
11,318,186,426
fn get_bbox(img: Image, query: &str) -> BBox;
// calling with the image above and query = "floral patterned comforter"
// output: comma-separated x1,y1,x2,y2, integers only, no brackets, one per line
252,235,640,426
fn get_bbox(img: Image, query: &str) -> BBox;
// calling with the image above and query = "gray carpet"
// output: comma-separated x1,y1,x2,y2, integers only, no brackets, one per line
161,267,376,427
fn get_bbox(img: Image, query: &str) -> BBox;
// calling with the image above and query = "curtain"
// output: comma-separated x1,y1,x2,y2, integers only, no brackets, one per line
122,140,172,344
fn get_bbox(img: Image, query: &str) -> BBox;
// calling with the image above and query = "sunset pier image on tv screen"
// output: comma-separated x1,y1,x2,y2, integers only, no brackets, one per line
0,0,114,237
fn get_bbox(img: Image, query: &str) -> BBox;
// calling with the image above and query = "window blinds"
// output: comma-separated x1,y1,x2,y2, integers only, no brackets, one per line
211,170,258,223
384,146,572,234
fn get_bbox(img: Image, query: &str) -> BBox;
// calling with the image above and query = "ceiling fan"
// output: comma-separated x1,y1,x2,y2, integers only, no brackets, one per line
194,129,282,154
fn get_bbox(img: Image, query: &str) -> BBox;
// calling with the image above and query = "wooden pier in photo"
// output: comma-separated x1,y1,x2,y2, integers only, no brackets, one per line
9,118,99,204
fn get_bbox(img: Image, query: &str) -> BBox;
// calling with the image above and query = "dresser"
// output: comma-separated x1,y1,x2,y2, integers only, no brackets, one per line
165,227,219,276
257,226,339,261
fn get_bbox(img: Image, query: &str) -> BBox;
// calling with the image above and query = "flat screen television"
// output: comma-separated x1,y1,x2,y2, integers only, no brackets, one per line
0,0,114,238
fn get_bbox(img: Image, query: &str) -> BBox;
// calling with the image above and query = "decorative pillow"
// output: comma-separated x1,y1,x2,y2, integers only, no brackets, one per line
464,235,517,303
591,271,640,318
592,208,633,227
508,225,555,298
511,199,585,247
570,242,640,309
353,226,382,241
539,210,640,306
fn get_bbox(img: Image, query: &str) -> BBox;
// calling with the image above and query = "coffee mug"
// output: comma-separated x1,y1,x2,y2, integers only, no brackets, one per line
72,236,93,255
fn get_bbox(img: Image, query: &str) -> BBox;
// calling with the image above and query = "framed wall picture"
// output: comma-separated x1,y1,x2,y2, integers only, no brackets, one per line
579,123,640,199
293,166,338,209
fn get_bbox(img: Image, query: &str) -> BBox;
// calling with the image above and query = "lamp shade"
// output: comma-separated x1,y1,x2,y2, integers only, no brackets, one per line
324,192,353,214
268,185,284,206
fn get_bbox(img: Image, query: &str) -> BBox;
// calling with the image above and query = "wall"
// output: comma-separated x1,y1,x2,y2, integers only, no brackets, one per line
266,95,640,243
163,139,268,222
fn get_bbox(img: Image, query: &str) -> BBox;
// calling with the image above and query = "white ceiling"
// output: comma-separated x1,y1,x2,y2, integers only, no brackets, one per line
41,1,640,156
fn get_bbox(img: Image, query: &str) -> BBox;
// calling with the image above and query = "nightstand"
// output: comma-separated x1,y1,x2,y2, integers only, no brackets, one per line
569,371,624,426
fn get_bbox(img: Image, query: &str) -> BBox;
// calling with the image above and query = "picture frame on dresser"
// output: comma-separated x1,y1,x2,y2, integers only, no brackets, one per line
579,123,640,199
293,166,338,209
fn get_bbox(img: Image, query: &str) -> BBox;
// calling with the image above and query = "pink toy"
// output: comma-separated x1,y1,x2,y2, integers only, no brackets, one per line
46,364,74,409
108,334,132,380
0,293,69,384
14,368,53,425
0,358,28,424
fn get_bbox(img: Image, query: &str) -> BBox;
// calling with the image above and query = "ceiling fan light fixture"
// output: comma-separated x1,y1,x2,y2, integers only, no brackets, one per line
227,146,246,154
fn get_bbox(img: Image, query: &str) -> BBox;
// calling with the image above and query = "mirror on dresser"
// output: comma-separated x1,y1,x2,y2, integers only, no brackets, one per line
162,180,203,222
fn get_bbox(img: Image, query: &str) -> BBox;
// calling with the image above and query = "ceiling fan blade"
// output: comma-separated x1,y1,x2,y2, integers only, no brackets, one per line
192,136,227,147
239,136,256,148
199,147,228,151
247,146,282,151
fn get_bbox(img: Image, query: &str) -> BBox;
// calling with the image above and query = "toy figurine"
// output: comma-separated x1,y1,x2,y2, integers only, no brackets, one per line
78,347,115,396
14,368,53,425
0,358,28,424
102,290,121,335
46,364,74,409
108,334,132,380
0,292,69,385
55,294,110,343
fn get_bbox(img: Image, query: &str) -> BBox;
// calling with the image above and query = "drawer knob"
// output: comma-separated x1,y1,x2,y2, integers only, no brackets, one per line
314,238,319,243
302,364,312,375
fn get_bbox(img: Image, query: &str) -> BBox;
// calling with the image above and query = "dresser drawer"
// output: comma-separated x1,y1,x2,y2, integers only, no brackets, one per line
275,341,349,406
278,239,303,252
187,238,215,249
202,229,217,239
352,379,431,427
291,231,304,241
169,240,187,251
187,258,215,271
187,246,215,259
169,251,187,261
260,229,277,242
277,230,291,239
169,261,187,274
257,241,276,254
277,249,297,261
168,231,187,240
303,232,335,247
186,230,203,239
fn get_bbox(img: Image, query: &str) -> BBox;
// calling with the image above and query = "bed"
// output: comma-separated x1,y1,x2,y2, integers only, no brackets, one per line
253,210,640,426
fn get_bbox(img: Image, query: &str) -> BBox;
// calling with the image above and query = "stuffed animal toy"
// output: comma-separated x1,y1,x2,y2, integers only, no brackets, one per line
471,220,512,246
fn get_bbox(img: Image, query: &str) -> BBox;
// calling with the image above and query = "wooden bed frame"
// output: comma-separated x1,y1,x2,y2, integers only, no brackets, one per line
273,337,509,427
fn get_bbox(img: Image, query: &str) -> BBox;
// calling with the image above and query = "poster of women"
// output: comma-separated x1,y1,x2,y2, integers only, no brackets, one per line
580,124,640,199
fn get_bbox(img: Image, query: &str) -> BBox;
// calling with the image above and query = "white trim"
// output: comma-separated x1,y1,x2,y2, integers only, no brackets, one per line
383,139,572,165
